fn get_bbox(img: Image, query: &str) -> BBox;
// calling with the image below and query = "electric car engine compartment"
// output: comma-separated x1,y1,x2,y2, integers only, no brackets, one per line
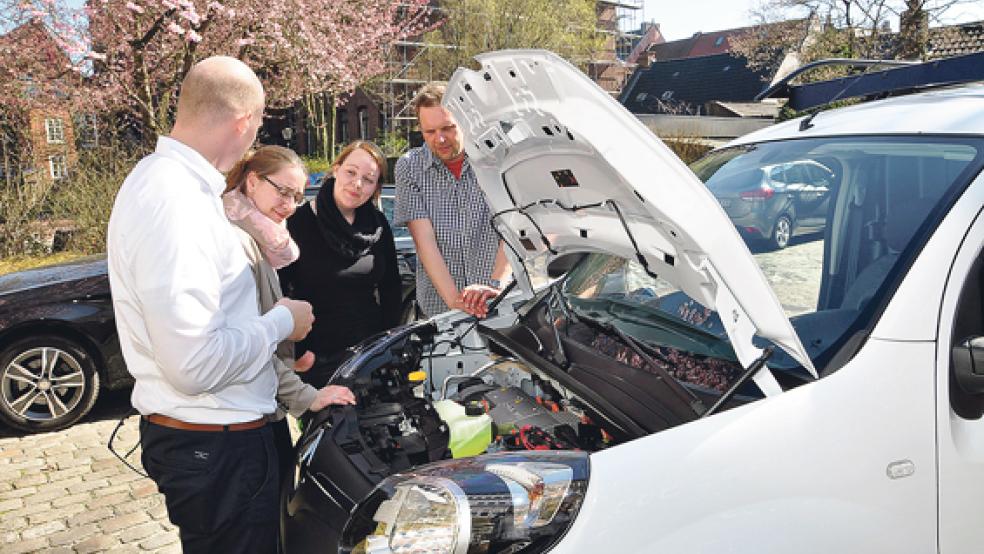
284,295,743,554
292,319,619,517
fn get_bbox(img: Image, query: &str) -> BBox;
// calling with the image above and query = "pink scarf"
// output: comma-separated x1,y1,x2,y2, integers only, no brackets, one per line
222,189,300,269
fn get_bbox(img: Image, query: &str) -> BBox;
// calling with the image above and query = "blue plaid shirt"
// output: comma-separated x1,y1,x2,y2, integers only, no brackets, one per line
394,145,499,317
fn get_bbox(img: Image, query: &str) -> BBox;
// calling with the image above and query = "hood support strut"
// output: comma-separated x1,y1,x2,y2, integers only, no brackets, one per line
703,347,774,418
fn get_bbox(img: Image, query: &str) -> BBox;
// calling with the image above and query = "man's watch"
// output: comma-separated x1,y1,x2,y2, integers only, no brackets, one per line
489,279,502,289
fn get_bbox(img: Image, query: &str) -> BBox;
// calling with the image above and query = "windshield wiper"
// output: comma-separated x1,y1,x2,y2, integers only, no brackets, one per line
570,306,706,418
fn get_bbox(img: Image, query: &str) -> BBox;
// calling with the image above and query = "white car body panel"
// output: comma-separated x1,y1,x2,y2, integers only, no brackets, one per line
445,50,815,376
550,338,937,553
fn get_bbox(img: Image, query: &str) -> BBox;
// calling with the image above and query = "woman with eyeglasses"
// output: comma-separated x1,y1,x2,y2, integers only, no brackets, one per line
278,140,401,389
223,145,357,480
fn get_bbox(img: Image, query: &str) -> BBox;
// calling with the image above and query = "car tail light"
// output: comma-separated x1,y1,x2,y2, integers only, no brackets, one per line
740,185,774,200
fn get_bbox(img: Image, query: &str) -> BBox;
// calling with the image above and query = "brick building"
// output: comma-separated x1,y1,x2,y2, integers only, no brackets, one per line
0,20,86,185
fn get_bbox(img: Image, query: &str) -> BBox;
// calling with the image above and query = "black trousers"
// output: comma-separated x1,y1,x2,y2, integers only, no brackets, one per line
140,419,279,554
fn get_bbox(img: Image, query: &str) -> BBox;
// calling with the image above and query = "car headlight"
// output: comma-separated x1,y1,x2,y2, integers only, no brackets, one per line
340,451,589,554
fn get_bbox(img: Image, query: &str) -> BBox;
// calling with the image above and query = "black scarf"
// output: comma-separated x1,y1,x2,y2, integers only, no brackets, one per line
313,176,385,262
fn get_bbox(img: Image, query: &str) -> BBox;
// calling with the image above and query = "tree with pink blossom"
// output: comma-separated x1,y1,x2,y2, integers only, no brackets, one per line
1,0,432,143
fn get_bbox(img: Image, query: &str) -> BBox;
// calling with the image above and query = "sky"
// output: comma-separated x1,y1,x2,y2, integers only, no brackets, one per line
641,0,984,41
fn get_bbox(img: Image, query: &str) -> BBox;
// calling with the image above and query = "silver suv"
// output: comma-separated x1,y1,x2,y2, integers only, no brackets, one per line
707,158,835,249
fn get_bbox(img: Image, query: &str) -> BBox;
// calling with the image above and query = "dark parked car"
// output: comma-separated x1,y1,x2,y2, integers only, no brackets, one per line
0,256,130,433
0,194,418,433
707,158,836,249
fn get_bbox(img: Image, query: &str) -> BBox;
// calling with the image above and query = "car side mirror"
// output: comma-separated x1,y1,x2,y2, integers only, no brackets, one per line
953,336,984,395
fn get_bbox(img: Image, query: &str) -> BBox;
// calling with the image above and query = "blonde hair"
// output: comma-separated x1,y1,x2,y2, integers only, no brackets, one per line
412,82,446,118
225,145,306,195
176,56,264,125
332,141,387,201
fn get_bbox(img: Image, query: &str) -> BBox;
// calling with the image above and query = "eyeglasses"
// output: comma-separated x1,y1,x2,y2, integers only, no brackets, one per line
261,175,305,207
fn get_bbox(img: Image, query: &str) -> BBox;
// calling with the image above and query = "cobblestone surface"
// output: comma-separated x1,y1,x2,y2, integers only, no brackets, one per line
0,391,179,553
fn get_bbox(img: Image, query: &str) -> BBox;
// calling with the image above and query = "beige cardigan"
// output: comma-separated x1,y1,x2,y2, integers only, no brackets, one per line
232,226,318,420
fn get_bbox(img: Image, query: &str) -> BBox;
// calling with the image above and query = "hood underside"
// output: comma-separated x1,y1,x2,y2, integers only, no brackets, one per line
445,50,816,377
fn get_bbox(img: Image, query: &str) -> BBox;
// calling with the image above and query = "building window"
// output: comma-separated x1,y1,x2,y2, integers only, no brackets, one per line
337,109,349,144
75,113,99,148
45,118,65,144
714,36,725,47
635,92,648,102
48,154,68,180
661,90,674,100
358,107,369,140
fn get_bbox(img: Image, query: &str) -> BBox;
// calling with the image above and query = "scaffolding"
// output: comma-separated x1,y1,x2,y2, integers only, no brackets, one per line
590,0,643,95
375,0,644,141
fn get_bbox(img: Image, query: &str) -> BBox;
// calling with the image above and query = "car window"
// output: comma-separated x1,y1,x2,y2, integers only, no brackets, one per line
805,163,833,185
768,165,786,183
692,136,984,371
784,163,806,184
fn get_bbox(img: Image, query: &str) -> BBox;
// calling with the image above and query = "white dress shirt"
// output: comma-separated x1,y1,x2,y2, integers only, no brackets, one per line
107,137,294,424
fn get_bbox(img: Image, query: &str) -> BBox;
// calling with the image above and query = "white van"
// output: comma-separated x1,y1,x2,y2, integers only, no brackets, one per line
282,50,984,554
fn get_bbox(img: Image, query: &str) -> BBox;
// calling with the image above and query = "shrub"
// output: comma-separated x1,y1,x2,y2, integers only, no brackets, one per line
376,131,409,158
49,141,146,254
301,155,332,176
0,175,57,258
662,134,714,165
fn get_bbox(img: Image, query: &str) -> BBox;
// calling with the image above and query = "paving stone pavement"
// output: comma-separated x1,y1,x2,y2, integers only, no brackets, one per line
0,390,180,553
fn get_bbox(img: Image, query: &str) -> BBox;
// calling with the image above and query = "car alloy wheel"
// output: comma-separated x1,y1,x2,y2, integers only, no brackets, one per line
0,335,100,433
772,215,792,250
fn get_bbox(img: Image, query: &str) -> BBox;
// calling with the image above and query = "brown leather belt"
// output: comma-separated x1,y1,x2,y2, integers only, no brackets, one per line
143,414,267,432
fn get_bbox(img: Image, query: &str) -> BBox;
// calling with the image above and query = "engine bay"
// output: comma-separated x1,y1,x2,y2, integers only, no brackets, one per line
299,320,623,503
321,345,617,485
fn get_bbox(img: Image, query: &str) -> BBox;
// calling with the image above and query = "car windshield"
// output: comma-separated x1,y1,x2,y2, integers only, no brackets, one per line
562,135,984,377
561,255,747,397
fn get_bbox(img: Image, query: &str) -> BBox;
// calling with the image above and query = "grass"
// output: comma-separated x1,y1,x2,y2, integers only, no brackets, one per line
0,251,90,276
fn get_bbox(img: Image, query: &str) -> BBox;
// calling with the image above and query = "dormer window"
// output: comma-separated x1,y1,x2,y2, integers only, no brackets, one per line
714,36,725,47
661,90,674,100
635,92,648,102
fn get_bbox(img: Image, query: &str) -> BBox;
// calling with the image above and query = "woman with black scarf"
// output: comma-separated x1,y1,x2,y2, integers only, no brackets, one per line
278,141,402,388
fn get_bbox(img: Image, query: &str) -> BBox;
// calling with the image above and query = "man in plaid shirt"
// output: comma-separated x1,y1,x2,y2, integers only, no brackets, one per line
394,82,510,318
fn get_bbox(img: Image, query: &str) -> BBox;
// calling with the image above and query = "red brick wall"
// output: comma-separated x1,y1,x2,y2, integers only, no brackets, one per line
27,108,77,182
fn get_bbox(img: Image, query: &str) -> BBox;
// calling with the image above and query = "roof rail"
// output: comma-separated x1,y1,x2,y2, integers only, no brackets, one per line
756,52,984,111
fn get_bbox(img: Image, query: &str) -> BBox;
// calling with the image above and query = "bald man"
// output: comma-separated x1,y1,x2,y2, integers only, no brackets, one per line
107,56,313,553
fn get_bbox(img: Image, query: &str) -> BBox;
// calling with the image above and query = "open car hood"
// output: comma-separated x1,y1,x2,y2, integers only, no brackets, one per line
445,50,816,377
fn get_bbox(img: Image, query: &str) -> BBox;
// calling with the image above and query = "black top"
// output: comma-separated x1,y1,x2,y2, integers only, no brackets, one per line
279,178,402,367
